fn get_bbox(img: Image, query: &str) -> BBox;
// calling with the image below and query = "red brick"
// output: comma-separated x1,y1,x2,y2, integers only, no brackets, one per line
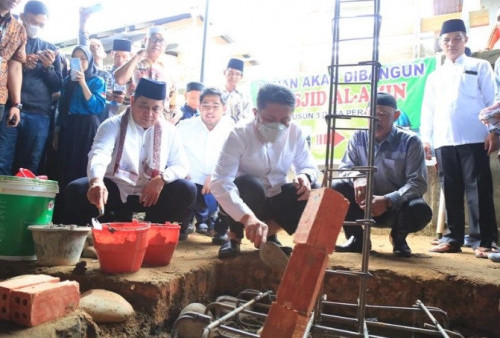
276,244,329,313
0,274,59,321
10,281,80,327
261,302,311,338
294,188,349,254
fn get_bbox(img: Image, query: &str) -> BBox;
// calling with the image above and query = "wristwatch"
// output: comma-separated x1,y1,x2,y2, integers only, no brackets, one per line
44,65,55,71
12,103,23,110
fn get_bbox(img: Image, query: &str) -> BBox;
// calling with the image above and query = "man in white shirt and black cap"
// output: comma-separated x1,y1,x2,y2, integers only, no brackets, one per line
210,83,318,259
63,78,196,235
421,18,498,257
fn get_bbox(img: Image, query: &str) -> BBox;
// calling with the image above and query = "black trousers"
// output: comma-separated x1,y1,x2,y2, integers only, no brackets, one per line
332,180,432,241
220,175,308,239
436,143,497,247
63,177,197,227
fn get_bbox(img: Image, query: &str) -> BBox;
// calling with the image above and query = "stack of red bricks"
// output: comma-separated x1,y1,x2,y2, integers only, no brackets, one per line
261,188,349,337
0,274,80,327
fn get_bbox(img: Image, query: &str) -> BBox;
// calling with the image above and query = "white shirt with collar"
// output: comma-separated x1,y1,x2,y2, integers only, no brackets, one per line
210,119,318,223
87,112,189,202
420,54,495,149
222,87,252,123
176,116,234,186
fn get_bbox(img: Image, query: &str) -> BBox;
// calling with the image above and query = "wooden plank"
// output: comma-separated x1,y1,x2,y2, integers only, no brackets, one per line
421,12,461,33
469,9,489,27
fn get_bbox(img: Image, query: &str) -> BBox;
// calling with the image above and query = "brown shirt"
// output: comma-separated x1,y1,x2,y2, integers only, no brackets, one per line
0,13,26,104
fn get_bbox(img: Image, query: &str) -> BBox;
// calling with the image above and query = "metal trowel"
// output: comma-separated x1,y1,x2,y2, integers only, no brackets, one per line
91,207,104,230
259,241,289,272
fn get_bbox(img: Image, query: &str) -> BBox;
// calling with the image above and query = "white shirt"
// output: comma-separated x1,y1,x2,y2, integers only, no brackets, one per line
420,54,495,149
495,56,500,101
222,87,252,123
176,116,234,185
210,119,318,222
87,112,189,202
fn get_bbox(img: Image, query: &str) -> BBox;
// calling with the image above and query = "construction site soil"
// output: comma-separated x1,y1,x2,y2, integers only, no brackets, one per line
0,230,499,338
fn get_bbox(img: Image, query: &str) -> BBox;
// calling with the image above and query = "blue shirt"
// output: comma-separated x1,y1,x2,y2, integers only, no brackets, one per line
339,126,428,208
62,76,106,115
179,103,199,121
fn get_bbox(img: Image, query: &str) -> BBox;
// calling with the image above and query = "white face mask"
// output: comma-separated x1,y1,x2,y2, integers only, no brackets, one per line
25,24,41,39
257,121,288,143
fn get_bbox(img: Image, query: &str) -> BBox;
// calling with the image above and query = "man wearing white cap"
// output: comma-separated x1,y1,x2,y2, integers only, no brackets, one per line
63,78,196,232
421,19,498,257
114,26,178,120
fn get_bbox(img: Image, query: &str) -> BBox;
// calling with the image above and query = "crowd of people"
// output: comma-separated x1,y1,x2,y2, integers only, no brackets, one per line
0,1,499,261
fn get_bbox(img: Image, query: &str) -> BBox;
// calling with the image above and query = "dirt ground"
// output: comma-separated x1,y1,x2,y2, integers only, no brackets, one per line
1,229,499,337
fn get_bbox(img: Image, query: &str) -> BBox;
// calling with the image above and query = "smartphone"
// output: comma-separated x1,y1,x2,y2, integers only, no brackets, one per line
70,57,81,81
112,83,126,95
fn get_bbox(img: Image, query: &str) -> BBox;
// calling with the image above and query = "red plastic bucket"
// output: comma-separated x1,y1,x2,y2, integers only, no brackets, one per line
92,222,150,273
143,223,180,266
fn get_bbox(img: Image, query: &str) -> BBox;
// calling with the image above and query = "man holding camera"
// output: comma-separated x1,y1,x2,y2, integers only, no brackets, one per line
0,1,62,175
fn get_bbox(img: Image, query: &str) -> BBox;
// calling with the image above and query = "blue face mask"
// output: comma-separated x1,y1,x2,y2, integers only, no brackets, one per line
257,121,288,143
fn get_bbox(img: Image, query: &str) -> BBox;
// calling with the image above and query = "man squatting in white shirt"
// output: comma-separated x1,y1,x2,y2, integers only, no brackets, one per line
210,83,319,259
177,87,234,239
63,78,197,226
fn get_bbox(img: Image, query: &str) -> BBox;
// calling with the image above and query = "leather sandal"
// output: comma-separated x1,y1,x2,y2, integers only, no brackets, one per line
474,247,492,259
429,242,461,253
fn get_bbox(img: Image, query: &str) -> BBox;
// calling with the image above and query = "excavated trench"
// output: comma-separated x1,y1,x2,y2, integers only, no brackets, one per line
0,233,499,337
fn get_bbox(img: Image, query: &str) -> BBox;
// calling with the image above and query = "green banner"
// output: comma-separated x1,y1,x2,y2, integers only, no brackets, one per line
250,57,437,164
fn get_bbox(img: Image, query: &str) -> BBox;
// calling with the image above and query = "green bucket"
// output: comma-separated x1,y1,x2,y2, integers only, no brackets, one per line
0,176,59,261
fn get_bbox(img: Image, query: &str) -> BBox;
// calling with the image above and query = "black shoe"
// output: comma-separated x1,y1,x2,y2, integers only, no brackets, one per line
390,233,412,257
218,240,240,259
212,233,229,245
178,232,188,241
335,236,363,253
